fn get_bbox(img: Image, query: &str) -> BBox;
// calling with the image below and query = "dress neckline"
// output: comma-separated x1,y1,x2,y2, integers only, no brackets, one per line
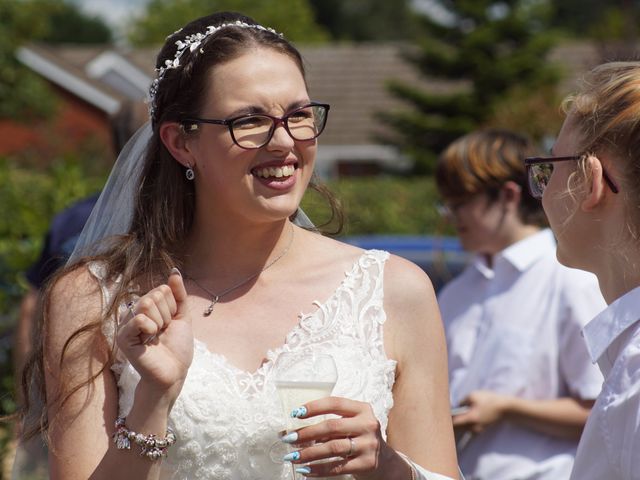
192,249,374,379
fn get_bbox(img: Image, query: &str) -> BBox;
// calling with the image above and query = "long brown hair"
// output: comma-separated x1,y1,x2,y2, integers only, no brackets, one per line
19,11,343,440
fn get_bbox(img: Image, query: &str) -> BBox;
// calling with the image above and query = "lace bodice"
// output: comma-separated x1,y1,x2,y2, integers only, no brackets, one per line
95,249,396,480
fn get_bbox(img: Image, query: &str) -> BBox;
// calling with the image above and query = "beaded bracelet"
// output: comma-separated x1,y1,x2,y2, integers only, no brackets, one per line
408,462,417,480
113,417,177,461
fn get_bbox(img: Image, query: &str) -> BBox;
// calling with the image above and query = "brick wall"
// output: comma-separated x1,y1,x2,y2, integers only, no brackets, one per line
0,83,115,165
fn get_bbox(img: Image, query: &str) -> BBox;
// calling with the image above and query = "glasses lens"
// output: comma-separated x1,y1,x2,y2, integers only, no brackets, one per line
231,115,273,148
528,163,554,198
436,203,452,219
287,105,327,141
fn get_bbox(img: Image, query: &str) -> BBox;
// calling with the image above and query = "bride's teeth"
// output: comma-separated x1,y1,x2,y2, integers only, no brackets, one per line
255,166,295,178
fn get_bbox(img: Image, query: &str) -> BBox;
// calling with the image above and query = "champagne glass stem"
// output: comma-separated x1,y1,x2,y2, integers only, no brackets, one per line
289,462,297,480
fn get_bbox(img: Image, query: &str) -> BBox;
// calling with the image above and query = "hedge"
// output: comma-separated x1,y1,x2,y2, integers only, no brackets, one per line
303,176,451,237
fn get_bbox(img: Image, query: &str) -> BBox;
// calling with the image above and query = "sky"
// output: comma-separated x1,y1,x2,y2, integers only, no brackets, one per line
70,0,151,35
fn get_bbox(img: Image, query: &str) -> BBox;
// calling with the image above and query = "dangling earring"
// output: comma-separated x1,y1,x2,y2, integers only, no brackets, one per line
185,166,195,180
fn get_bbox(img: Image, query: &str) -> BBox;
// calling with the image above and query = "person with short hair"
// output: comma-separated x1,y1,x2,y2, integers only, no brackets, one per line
16,11,459,480
526,61,640,480
436,129,605,480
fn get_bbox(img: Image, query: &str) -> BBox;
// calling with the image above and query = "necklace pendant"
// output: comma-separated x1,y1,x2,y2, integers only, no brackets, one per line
203,295,220,317
192,225,294,318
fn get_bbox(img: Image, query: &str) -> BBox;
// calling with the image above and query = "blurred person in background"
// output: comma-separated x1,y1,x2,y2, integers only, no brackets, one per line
435,129,605,480
13,103,142,380
14,193,99,378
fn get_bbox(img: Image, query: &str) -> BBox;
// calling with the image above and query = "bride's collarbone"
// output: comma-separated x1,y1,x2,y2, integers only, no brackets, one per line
189,302,306,374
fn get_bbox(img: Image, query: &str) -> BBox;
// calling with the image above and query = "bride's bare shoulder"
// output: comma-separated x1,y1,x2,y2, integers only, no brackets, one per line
50,263,103,303
385,253,436,297
46,263,106,347
298,229,363,259
383,252,439,322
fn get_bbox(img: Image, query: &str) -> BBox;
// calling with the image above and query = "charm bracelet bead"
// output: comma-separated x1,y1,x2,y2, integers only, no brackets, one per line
113,417,177,461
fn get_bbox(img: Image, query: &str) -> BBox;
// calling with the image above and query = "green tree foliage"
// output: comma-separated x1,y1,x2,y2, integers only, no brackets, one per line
0,0,113,122
551,0,639,40
301,177,450,236
36,2,113,44
128,0,329,46
382,0,561,174
307,0,421,41
0,1,55,120
0,158,105,311
0,157,105,430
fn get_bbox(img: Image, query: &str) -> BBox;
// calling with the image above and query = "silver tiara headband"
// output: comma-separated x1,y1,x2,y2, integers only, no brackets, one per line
148,20,282,121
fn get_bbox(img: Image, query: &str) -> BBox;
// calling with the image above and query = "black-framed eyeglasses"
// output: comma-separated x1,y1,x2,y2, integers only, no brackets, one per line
182,102,330,149
524,154,619,199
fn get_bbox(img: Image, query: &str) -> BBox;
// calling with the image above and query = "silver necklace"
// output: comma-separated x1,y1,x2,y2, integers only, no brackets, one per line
188,226,294,317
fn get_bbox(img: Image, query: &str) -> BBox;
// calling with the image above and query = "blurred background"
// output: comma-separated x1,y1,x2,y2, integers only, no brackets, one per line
1,0,638,475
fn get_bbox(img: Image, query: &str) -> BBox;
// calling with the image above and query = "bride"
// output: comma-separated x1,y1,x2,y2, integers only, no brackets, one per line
17,11,459,480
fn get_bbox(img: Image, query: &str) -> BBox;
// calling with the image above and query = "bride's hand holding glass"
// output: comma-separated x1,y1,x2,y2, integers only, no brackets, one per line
269,352,337,478
116,268,194,394
281,396,390,478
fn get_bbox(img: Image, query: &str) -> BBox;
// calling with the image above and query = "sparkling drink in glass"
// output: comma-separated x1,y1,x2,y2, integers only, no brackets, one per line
270,352,338,479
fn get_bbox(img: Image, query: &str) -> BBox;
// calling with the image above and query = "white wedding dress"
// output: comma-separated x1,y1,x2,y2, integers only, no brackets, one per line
96,249,396,480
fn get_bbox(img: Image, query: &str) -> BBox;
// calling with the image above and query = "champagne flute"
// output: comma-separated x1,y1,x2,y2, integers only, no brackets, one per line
269,351,338,479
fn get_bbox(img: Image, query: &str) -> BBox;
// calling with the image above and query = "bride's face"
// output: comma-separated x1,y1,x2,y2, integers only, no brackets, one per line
185,47,317,224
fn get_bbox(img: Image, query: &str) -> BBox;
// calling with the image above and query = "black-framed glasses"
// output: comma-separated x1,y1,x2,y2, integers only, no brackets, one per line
182,102,330,149
524,154,619,199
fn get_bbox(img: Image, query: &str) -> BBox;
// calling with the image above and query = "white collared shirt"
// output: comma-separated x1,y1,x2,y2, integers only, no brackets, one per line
438,229,605,480
570,285,640,480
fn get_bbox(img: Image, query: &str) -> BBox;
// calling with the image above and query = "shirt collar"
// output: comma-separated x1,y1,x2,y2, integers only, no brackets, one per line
582,285,640,363
472,229,555,278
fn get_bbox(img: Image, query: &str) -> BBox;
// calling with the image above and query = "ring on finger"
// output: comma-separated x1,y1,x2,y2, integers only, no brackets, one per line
345,436,356,458
126,301,137,318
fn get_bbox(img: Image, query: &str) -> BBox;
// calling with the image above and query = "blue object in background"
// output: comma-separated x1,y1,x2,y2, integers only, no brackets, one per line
342,235,469,292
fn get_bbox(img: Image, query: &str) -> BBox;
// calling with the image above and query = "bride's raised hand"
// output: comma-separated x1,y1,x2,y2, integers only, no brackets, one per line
116,268,194,395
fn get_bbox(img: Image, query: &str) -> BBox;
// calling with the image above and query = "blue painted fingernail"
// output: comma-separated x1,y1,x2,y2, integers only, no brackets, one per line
283,451,300,462
295,466,311,475
290,406,307,418
281,431,298,443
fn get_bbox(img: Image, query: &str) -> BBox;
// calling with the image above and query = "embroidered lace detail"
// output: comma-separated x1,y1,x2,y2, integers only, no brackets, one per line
94,249,395,480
